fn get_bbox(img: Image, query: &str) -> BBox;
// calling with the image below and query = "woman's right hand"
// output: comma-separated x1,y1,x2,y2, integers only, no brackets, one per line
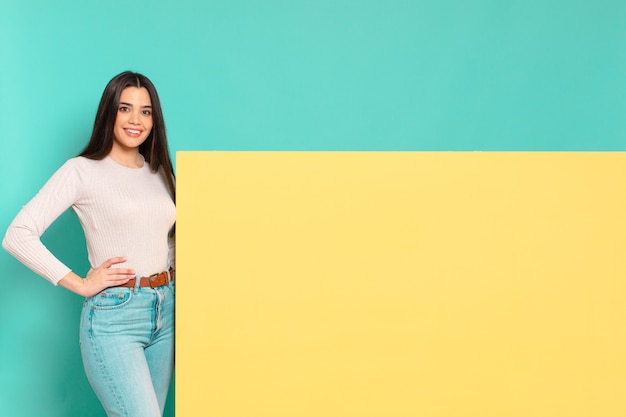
58,257,135,297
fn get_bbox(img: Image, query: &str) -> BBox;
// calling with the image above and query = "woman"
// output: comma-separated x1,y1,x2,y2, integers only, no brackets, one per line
3,71,176,417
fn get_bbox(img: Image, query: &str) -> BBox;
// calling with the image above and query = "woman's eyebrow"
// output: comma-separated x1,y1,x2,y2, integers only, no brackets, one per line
119,102,152,108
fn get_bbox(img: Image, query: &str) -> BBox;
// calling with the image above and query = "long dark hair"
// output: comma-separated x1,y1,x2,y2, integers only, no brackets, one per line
79,71,175,201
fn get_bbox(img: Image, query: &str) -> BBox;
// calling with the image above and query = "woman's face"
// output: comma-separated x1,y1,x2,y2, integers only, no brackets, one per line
112,87,154,152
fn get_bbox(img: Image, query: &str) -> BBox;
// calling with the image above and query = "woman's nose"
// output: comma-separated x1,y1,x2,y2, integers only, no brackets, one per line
129,111,140,124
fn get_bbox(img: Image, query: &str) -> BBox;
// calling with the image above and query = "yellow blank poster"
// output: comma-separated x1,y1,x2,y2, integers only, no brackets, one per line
177,152,626,417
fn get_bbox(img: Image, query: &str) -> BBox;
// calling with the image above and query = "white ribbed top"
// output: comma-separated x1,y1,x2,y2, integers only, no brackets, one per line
3,156,176,285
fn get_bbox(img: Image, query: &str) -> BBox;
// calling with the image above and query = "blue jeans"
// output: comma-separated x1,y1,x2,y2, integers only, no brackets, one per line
79,283,175,417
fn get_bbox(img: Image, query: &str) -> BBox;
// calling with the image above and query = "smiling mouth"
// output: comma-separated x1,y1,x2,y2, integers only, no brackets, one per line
125,129,142,136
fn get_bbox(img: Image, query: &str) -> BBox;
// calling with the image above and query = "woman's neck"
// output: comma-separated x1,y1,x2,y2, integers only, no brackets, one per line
108,148,145,169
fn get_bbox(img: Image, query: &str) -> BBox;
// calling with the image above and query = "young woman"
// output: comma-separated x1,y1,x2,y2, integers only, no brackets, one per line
3,71,176,417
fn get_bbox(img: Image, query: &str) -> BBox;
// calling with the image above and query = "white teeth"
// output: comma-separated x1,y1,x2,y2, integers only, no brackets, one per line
127,129,140,134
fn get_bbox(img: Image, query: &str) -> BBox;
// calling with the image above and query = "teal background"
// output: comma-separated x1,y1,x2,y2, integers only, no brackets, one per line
0,1,624,416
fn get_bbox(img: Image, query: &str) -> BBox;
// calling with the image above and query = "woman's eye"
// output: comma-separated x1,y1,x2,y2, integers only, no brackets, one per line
142,110,152,116
119,106,130,112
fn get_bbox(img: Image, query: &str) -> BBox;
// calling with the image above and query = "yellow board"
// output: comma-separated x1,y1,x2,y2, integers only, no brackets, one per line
177,152,626,417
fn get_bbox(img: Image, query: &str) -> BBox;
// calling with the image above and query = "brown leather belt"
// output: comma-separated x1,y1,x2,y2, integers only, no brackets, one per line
118,268,175,288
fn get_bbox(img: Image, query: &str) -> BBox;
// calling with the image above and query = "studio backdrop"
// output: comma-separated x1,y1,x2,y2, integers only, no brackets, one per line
1,1,624,416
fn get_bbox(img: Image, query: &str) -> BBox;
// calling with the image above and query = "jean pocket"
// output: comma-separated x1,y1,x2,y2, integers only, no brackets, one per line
90,288,133,310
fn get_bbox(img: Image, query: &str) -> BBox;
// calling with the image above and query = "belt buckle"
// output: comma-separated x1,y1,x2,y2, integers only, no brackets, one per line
148,272,162,288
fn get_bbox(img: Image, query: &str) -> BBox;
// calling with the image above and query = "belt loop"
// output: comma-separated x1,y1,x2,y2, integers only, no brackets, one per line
167,267,173,289
133,275,139,292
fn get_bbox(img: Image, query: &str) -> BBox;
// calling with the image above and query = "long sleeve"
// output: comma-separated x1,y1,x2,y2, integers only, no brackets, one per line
4,156,176,286
3,160,83,284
